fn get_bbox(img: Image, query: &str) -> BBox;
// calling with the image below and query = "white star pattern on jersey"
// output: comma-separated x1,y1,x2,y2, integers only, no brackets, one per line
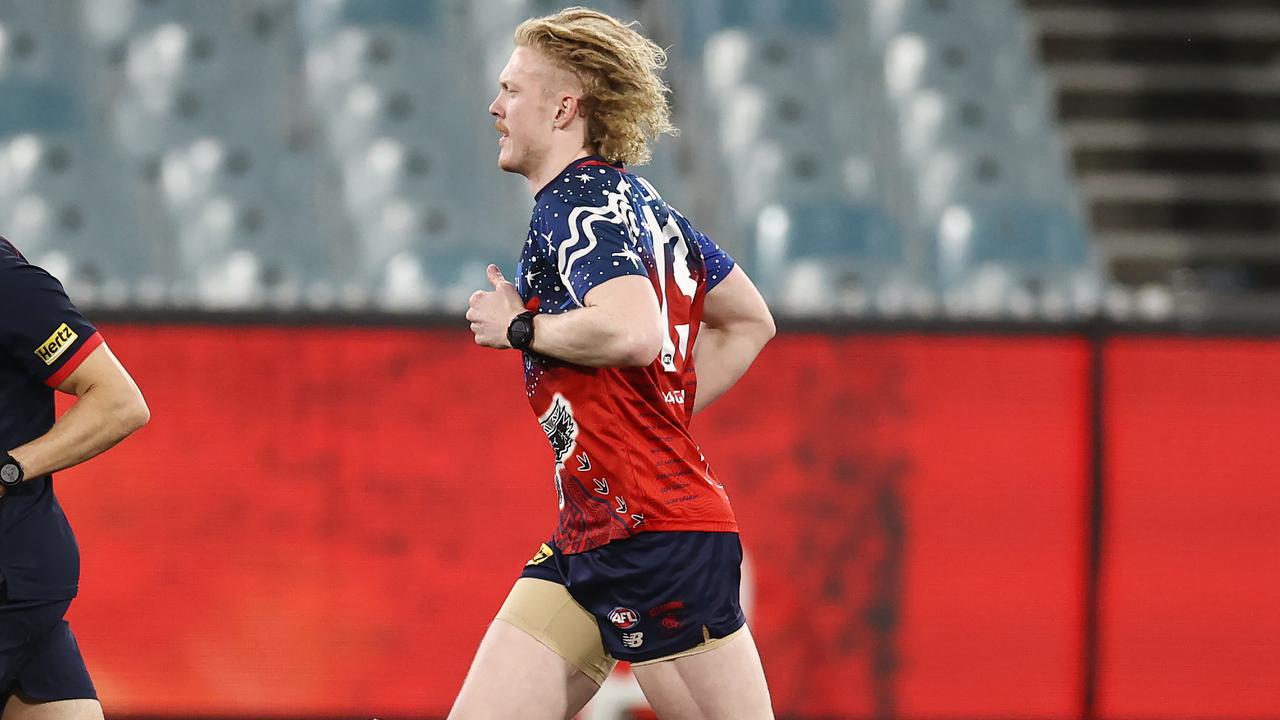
515,159,736,327
612,247,642,268
556,178,637,306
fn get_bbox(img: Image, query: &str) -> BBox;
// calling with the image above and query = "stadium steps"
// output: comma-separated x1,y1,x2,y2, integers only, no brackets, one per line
1060,121,1280,150
1103,233,1280,262
1050,65,1280,94
1022,0,1280,319
1079,175,1280,203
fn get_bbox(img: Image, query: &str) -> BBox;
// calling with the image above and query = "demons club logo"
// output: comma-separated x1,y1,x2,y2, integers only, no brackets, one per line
539,393,579,465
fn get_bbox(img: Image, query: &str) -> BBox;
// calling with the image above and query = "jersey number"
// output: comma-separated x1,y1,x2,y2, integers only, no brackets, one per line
641,204,696,373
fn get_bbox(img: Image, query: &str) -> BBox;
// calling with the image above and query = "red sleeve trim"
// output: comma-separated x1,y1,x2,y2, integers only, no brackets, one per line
45,331,105,388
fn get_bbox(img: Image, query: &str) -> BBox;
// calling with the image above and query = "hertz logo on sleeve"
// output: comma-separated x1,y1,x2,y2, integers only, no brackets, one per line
34,323,78,366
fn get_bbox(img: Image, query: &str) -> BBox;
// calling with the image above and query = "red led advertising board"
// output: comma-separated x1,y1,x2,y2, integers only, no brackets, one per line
49,326,1277,718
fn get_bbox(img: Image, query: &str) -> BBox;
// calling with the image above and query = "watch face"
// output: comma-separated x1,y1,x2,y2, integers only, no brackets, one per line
510,317,533,348
1,464,19,485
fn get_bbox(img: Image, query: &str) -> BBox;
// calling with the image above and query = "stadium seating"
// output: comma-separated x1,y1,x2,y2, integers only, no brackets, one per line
0,0,1098,318
753,201,928,316
933,200,1100,318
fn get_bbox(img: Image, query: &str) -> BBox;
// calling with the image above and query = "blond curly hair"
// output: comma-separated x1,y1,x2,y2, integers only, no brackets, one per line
514,6,677,166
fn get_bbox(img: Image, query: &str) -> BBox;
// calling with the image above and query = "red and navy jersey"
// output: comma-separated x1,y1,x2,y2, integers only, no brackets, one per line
516,156,738,554
0,237,104,600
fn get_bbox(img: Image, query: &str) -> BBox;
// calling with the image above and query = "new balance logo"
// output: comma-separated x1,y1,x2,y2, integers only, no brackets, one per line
662,390,686,405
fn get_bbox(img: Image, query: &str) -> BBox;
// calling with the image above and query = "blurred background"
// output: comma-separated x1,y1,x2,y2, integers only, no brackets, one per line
2,0,1277,717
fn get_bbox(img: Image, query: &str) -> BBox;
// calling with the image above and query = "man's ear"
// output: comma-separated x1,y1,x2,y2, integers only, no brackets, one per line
554,94,582,129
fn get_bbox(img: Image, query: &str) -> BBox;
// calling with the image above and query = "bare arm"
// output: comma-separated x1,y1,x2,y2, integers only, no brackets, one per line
692,266,776,414
8,343,150,480
529,276,663,367
467,265,663,367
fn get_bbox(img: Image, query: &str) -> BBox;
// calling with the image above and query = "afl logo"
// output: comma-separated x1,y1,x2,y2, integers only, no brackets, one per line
608,607,640,630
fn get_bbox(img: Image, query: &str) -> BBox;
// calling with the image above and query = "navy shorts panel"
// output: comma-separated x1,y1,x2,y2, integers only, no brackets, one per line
0,595,96,704
519,531,745,663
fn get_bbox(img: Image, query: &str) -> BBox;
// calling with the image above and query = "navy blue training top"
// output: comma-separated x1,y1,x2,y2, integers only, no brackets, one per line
0,237,104,600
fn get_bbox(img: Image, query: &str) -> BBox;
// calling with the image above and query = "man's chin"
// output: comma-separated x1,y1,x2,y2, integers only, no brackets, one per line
497,152,519,174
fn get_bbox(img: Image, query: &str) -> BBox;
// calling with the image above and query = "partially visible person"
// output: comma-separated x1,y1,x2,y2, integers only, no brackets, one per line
0,236,150,720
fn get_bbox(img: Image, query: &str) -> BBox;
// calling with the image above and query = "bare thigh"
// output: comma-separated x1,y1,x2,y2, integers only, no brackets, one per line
631,625,774,720
448,619,600,720
2,695,102,720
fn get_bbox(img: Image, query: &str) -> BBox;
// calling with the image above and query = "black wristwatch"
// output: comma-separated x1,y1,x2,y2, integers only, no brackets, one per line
507,311,536,351
0,454,24,489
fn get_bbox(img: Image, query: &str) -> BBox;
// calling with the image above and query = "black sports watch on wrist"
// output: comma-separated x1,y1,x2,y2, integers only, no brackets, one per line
0,454,24,489
507,311,536,351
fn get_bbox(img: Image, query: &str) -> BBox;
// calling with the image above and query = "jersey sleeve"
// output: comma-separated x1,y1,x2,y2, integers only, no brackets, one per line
539,192,650,306
694,230,737,292
0,262,103,388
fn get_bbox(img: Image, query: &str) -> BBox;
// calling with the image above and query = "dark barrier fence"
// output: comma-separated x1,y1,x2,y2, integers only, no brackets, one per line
51,320,1279,719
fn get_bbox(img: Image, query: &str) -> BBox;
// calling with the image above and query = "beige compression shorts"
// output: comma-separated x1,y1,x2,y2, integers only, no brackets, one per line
495,577,745,685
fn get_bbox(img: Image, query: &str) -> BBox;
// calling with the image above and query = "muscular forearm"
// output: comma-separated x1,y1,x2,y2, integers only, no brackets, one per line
9,386,149,479
531,306,661,368
692,323,773,414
